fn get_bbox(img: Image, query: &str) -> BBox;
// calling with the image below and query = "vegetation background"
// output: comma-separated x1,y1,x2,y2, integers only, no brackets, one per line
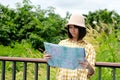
0,0,120,80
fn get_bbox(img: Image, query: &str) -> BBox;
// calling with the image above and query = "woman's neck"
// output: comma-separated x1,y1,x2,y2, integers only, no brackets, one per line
72,38,78,42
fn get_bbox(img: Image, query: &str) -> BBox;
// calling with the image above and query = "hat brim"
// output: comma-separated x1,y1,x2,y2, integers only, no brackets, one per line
65,23,86,28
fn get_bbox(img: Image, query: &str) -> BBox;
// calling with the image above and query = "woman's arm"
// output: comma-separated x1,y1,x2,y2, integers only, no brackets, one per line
86,62,94,78
79,60,94,78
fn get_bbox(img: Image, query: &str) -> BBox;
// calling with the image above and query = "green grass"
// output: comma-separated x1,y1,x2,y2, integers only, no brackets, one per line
0,41,42,58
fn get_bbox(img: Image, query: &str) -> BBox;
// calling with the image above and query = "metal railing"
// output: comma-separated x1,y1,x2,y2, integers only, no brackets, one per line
95,62,120,80
0,56,120,80
0,57,50,80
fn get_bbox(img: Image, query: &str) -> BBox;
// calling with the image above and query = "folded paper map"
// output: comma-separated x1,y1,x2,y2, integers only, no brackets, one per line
44,42,86,70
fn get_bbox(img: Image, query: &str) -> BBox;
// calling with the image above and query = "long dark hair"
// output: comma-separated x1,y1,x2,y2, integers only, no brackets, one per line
67,25,86,41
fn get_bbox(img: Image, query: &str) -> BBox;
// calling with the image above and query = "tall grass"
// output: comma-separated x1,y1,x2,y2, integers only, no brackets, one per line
0,40,43,58
86,22,120,80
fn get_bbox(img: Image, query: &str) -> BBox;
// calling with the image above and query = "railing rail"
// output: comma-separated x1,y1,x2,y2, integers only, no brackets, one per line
0,57,47,63
95,62,120,68
0,56,120,80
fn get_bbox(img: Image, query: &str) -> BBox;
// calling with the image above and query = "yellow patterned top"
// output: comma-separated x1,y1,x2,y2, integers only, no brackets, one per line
56,38,96,80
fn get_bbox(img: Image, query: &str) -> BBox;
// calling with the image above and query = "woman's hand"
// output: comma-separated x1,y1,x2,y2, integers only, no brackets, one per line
79,59,94,78
43,51,51,61
79,59,88,69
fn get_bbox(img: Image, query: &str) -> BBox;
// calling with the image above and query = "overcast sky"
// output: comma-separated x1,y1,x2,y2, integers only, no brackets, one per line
0,0,120,17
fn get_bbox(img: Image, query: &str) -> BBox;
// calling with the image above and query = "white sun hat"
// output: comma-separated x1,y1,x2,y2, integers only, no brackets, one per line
66,13,86,28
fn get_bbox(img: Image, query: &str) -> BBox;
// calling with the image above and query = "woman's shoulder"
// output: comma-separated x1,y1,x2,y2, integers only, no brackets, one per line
84,41,95,51
81,40,94,47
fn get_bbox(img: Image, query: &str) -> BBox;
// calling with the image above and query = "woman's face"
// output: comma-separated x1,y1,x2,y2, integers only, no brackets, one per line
69,25,79,39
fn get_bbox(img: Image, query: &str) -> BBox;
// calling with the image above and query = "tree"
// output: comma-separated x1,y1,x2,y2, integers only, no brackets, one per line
0,0,67,51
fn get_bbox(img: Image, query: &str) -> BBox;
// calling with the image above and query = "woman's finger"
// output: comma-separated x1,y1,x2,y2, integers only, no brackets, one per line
44,54,51,57
78,60,88,69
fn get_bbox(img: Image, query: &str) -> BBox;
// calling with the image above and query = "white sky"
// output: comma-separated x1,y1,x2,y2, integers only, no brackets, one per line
0,0,120,17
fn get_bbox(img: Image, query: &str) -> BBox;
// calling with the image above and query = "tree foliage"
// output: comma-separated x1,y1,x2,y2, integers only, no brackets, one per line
85,9,120,31
0,0,67,51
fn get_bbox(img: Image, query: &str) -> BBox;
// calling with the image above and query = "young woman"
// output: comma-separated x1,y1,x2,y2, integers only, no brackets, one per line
44,13,96,80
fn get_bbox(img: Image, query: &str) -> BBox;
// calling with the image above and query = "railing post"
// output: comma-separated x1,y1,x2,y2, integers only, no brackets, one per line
23,62,27,80
34,63,38,80
2,61,5,80
98,67,101,80
112,68,116,80
46,64,50,80
12,61,16,80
